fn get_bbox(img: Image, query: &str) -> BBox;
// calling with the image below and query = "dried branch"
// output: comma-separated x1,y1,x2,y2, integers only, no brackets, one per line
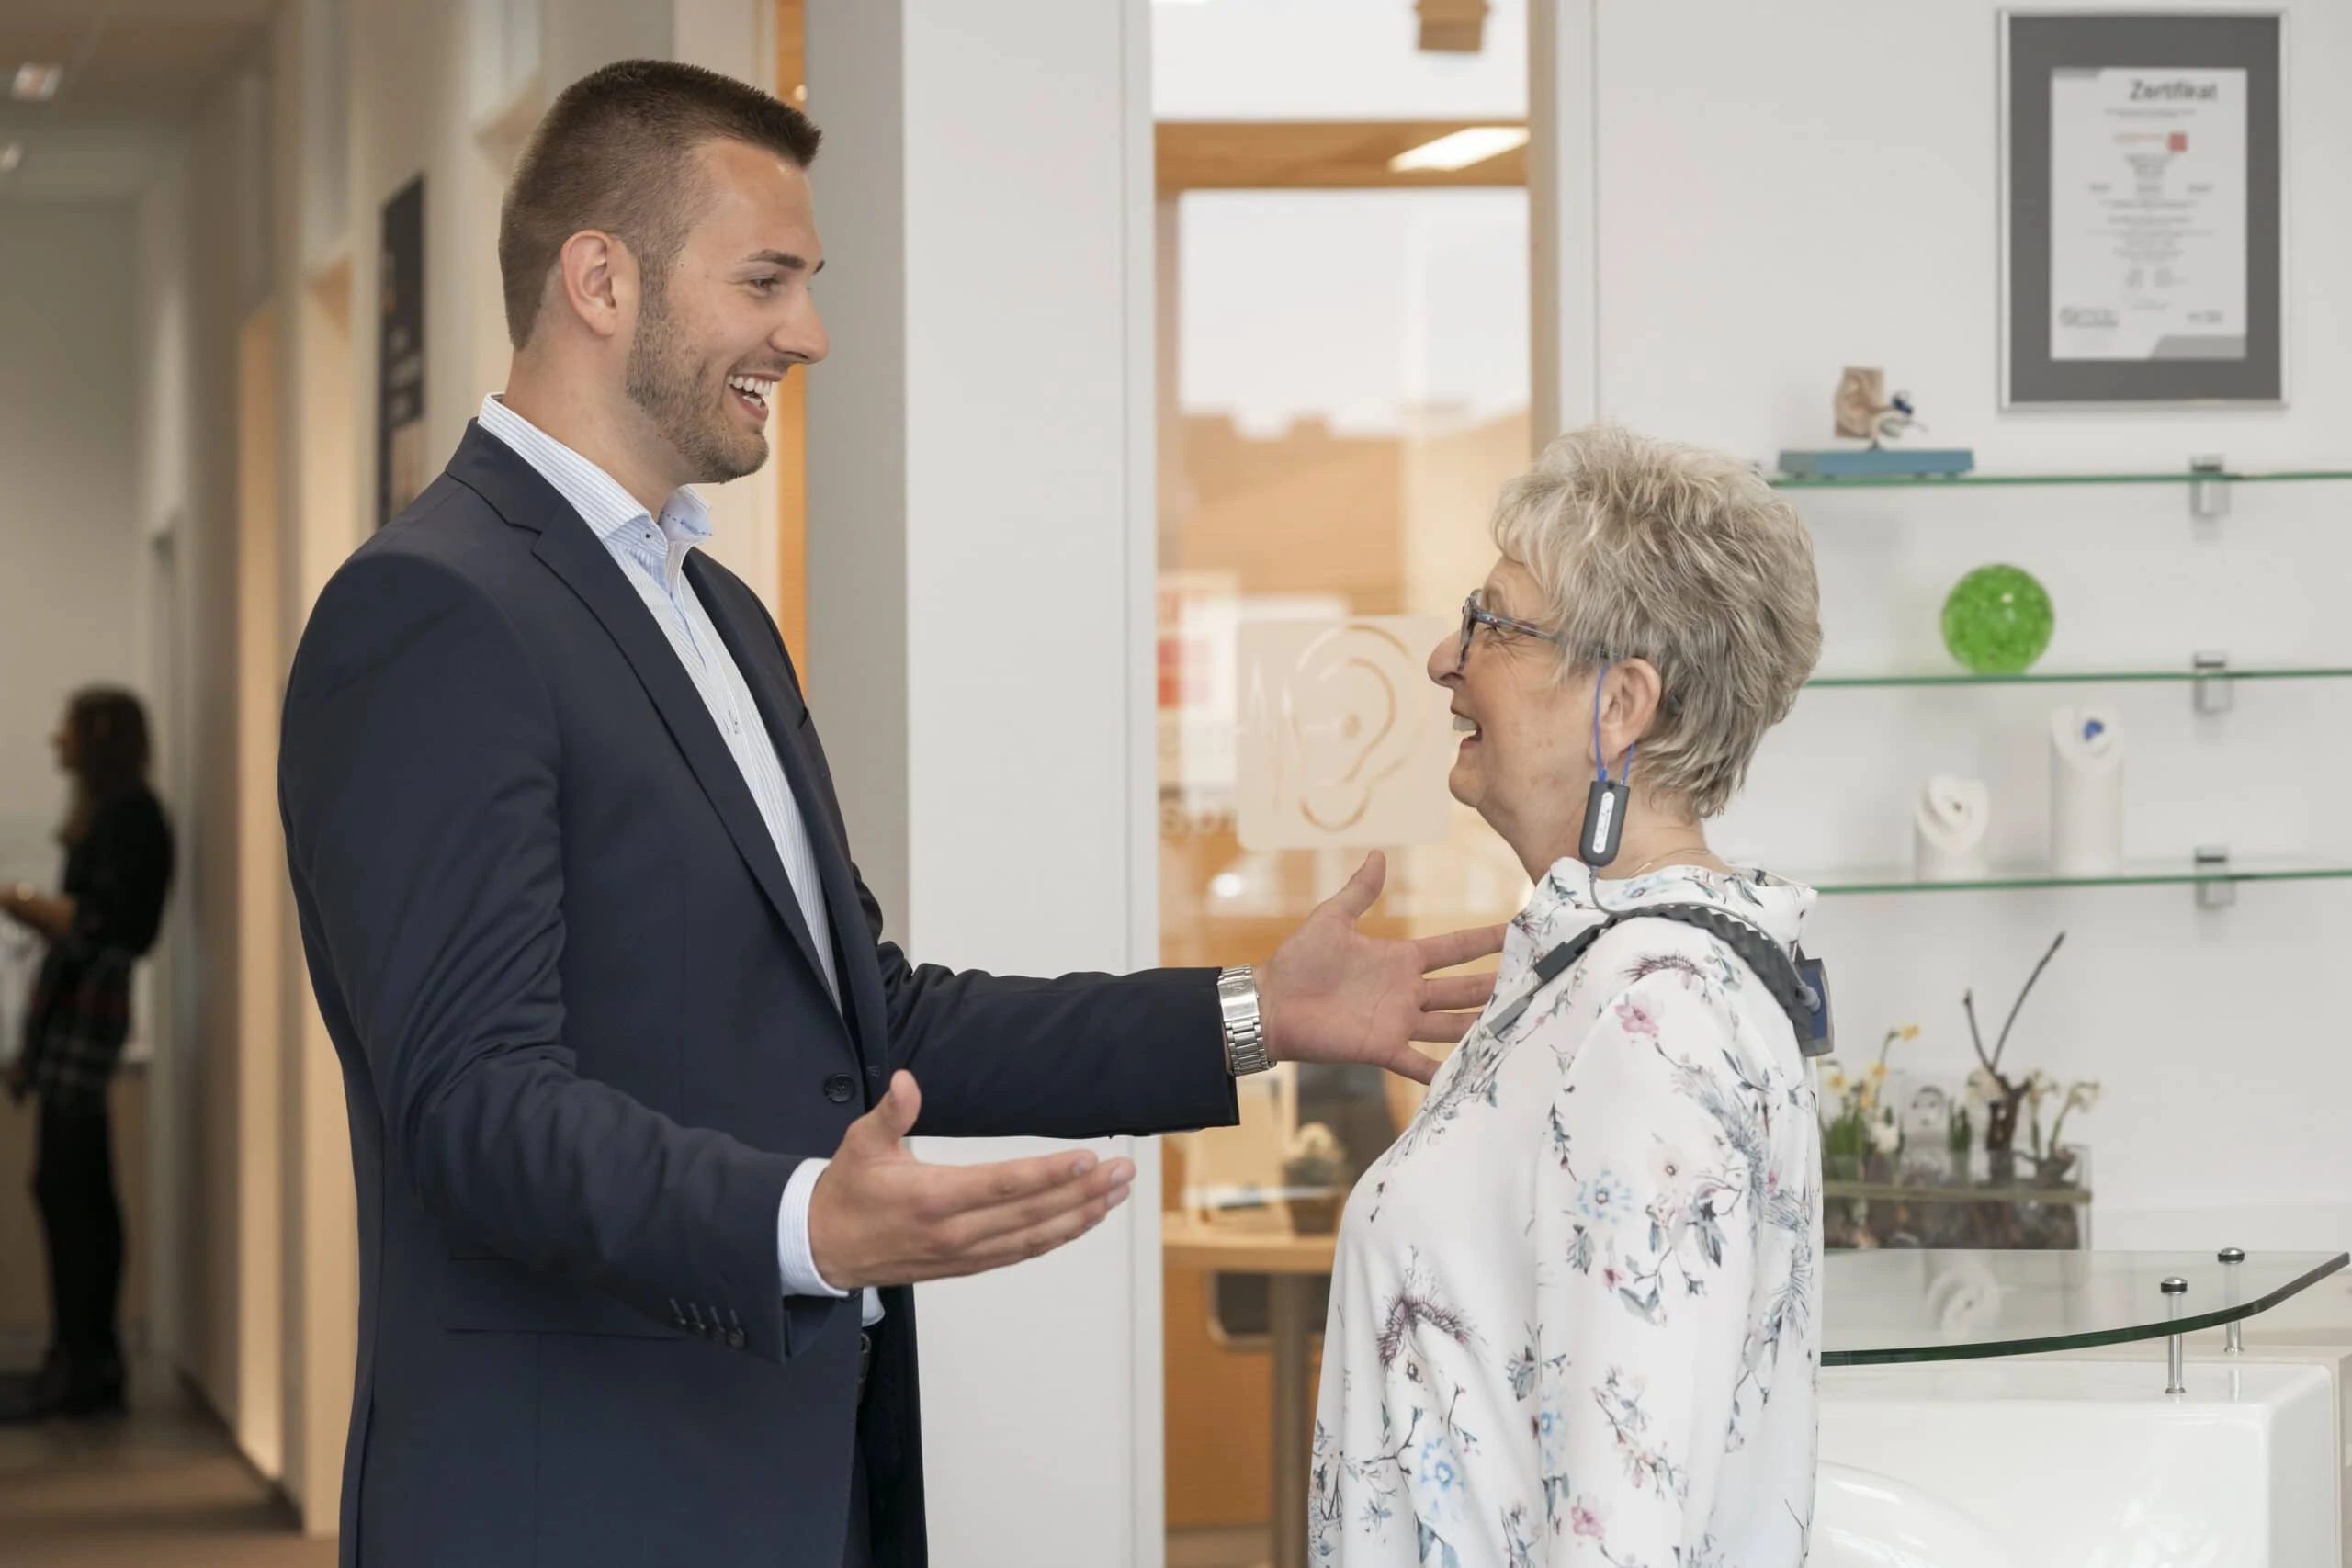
1962,989,1994,1075
1989,931,2066,1074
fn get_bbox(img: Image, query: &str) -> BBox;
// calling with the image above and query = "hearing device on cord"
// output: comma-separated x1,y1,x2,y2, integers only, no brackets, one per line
1578,664,1631,868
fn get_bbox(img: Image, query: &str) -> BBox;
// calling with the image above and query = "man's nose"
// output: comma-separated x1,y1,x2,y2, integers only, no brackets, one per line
779,301,830,367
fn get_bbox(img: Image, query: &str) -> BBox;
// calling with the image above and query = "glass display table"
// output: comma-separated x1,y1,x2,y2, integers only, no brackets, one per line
1815,1248,2351,1567
1823,1247,2348,1368
1163,1217,2352,1568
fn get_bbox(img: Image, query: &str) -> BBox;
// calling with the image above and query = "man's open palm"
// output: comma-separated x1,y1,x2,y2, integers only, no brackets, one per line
1258,851,1504,1086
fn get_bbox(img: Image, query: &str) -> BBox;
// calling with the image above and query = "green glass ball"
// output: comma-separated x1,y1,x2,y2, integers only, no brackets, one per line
1941,564,2053,674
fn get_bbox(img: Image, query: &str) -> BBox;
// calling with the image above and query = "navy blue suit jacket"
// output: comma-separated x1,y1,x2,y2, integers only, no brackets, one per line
279,423,1237,1566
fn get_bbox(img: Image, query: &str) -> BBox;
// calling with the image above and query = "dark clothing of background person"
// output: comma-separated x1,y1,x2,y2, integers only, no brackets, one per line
14,783,174,1413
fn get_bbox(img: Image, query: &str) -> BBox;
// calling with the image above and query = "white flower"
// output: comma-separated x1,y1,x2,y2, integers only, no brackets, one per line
2028,1068,2056,1099
1965,1066,2000,1105
1869,1116,1902,1156
2065,1080,2102,1114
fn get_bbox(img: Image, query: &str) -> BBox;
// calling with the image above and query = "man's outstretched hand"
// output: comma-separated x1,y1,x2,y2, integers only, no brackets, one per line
808,1071,1134,1292
1256,851,1505,1086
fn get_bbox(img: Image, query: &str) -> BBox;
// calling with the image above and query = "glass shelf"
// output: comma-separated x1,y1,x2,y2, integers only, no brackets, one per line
1822,1248,2348,1366
1808,666,2352,689
1772,468,2352,491
1795,854,2352,897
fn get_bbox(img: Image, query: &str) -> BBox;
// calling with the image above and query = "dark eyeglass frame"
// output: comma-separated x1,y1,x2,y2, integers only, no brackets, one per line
1454,591,1683,716
1455,591,1566,671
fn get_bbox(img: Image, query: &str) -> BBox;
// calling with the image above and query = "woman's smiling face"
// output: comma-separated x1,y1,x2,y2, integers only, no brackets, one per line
1426,556,1598,856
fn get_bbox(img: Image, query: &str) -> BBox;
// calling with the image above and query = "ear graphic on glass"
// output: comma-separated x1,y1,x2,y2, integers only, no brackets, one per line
1238,617,1453,853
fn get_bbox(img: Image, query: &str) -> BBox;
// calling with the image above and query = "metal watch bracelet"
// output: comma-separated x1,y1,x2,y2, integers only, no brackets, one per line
1216,965,1272,1077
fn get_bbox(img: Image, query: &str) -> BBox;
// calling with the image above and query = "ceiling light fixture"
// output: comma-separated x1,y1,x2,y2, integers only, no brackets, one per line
0,143,20,175
1387,125,1529,174
12,63,64,102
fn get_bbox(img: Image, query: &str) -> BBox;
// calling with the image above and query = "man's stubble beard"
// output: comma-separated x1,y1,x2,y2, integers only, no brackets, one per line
624,270,768,485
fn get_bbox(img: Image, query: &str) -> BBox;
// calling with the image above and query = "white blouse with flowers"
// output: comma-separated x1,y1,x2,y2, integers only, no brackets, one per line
1311,863,1822,1568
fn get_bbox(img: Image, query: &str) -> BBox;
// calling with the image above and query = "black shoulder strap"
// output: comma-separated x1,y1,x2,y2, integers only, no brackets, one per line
1489,905,1832,1056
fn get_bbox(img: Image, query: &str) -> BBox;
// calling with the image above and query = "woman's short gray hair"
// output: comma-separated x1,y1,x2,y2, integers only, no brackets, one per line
1493,425,1821,818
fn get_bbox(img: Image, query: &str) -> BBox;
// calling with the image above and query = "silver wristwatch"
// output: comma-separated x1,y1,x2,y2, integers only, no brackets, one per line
1216,965,1272,1077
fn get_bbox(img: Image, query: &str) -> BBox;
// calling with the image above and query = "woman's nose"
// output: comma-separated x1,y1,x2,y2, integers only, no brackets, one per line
1426,633,1459,689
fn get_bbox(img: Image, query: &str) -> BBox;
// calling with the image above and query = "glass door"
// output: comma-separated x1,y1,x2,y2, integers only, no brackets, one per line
1152,4,1534,1559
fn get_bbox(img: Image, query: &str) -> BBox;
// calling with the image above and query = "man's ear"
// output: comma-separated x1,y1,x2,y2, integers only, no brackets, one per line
552,230,637,343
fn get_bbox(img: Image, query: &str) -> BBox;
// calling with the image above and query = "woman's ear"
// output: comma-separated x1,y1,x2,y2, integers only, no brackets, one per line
1599,660,1667,750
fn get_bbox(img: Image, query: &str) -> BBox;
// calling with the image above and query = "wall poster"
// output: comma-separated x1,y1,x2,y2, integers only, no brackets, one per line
378,174,426,526
2002,12,2283,406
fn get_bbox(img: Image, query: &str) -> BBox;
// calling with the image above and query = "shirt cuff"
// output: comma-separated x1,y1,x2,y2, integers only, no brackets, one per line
776,1157,849,1299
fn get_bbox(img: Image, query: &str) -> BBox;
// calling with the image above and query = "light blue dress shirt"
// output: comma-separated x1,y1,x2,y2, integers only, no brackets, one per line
478,395,880,1326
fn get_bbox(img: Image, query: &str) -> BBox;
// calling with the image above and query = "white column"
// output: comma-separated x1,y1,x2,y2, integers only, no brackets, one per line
1531,0,1600,441
805,0,1163,1562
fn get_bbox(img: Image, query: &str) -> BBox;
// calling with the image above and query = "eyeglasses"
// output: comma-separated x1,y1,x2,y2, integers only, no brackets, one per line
1454,591,1567,672
1453,590,1683,716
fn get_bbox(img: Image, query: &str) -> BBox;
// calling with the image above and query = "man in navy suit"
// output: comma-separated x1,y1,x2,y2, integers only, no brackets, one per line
278,61,1498,1567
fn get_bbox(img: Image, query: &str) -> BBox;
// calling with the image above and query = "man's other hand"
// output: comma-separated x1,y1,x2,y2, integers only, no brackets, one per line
1255,850,1504,1086
808,1071,1134,1291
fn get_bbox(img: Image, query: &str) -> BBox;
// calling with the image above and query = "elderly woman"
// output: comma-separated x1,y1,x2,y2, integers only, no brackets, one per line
1311,427,1824,1565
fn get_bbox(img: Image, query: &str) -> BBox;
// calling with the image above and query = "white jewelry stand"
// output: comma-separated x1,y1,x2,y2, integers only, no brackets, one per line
2050,706,2124,876
1915,774,1993,882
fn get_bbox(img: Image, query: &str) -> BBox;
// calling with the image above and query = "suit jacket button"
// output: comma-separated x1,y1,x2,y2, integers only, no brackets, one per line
824,1073,855,1103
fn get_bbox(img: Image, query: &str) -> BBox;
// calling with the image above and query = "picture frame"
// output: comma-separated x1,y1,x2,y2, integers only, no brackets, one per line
2000,11,2284,408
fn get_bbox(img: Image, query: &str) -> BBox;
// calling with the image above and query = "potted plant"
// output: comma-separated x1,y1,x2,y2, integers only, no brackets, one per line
2030,1077,2099,1189
1962,931,2064,1187
1817,1025,1913,1182
1281,1122,1348,1235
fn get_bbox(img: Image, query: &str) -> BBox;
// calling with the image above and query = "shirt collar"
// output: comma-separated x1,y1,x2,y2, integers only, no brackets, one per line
476,393,712,550
1503,859,1815,978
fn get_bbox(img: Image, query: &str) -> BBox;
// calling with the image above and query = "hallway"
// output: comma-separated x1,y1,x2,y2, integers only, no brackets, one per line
0,1359,334,1568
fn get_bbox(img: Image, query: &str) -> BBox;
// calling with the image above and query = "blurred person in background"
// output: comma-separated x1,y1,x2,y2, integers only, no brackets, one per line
2,688,174,1422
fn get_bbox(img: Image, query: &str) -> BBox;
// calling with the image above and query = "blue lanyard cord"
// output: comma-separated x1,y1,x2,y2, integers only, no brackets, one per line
1593,660,1637,787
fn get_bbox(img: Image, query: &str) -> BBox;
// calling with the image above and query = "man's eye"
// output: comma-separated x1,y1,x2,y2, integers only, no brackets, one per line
748,276,782,293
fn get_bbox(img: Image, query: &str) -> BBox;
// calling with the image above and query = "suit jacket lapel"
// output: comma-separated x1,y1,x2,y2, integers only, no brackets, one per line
447,425,840,1003
686,555,891,1065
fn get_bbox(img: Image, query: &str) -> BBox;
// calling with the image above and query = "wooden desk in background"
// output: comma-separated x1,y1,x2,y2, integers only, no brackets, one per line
1162,1215,1338,1568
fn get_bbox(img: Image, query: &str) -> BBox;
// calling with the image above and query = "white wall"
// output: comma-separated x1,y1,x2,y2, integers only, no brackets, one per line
132,152,196,1371
1556,0,2352,1247
0,205,143,886
351,0,499,515
808,0,1164,1561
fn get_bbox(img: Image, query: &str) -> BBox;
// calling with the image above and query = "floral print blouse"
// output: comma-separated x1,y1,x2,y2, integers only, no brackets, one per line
1312,862,1822,1567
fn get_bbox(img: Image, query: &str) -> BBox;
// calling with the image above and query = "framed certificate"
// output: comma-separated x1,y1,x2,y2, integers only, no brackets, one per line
2002,12,2283,406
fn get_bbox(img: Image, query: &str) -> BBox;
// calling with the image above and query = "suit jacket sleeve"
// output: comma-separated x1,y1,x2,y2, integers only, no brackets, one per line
864,885,1238,1140
278,547,810,1361
836,853,1238,1142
